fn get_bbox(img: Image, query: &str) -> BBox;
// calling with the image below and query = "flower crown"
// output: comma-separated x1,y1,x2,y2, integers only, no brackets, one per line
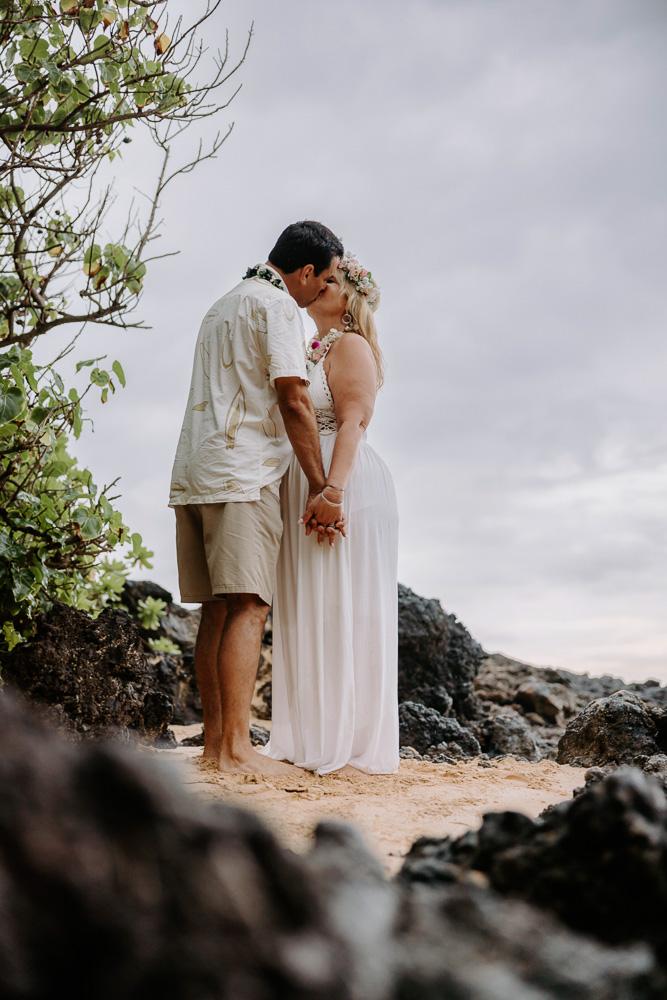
338,254,380,310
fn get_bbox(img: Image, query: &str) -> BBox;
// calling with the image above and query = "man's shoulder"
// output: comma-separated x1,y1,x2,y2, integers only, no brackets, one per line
214,278,294,313
200,280,302,342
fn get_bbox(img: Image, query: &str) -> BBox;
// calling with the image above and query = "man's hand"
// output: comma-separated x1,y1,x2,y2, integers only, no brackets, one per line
301,488,347,547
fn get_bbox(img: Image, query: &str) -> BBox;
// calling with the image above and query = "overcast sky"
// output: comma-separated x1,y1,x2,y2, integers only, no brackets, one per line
44,0,667,683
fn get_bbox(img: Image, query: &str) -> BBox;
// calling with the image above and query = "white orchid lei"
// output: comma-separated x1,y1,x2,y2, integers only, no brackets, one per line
305,328,344,371
339,253,380,309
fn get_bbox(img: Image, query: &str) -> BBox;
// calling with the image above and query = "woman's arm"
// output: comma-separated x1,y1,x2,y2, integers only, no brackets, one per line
304,334,377,544
325,333,377,489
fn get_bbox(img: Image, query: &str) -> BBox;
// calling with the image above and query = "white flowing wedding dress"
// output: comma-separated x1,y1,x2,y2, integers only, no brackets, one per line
261,331,400,775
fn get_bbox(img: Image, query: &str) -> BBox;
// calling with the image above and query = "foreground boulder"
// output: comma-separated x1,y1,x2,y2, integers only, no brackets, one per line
0,687,660,999
2,602,174,745
395,881,658,998
0,687,388,1000
556,689,667,767
400,766,667,971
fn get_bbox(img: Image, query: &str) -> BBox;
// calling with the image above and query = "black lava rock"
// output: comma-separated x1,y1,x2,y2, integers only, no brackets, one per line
399,701,481,757
556,689,667,767
398,584,484,720
2,602,173,745
400,765,667,971
394,880,659,998
481,708,540,761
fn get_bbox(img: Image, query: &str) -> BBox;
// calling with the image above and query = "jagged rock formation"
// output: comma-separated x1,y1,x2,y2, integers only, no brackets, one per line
397,583,484,720
0,687,660,1000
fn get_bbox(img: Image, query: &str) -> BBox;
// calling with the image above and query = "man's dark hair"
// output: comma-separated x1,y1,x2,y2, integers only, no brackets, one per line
269,220,344,275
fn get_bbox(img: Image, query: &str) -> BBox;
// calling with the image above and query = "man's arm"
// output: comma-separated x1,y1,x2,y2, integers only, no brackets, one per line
274,377,326,493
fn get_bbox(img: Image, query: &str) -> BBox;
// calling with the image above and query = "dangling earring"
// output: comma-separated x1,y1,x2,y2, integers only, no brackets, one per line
342,312,354,331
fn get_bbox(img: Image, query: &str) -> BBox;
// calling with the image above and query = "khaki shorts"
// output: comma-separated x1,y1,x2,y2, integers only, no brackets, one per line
173,482,283,606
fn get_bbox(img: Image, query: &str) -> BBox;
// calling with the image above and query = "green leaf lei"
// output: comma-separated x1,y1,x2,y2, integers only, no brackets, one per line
243,264,285,291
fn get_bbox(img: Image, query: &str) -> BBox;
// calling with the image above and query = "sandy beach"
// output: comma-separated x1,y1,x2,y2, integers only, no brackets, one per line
146,724,588,874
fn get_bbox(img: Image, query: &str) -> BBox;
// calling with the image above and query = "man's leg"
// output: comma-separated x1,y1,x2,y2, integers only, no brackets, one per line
217,593,297,775
194,599,227,761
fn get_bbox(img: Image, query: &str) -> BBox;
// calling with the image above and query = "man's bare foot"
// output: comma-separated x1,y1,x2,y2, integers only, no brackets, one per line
217,747,304,778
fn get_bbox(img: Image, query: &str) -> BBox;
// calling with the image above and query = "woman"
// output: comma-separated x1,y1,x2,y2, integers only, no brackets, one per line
261,255,399,774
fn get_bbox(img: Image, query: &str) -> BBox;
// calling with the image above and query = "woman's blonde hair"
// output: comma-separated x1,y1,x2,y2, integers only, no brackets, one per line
336,271,384,389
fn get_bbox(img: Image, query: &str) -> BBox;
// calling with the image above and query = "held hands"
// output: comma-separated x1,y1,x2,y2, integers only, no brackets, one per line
300,485,347,547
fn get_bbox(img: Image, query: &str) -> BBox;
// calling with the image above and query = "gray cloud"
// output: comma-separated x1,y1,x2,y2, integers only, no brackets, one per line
40,0,667,682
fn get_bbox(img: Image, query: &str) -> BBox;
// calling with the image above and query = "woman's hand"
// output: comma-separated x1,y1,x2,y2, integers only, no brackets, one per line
301,488,347,546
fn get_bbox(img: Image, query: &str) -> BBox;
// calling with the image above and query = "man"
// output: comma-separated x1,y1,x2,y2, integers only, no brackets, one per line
168,220,344,774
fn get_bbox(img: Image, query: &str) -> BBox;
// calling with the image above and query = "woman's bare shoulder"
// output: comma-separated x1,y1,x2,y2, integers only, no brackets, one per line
328,331,375,365
326,333,378,399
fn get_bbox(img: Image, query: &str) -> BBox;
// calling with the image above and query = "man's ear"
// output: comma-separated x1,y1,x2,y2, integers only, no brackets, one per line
300,263,315,283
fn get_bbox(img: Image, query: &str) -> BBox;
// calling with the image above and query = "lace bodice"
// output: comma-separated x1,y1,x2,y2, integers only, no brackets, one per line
306,330,343,434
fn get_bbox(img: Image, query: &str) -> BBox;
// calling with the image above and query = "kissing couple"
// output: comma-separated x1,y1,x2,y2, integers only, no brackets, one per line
168,220,399,776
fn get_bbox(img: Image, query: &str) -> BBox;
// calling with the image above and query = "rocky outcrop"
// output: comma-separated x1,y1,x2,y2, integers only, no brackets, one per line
476,652,667,763
120,579,202,723
0,687,660,1000
2,601,175,746
398,702,480,759
478,707,540,761
397,584,484,720
556,689,667,767
400,766,667,971
514,677,576,724
10,577,665,768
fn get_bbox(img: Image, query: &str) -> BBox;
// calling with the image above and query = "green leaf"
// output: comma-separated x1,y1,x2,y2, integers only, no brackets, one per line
19,38,50,64
73,509,103,540
30,405,50,424
83,244,101,275
90,367,109,387
0,385,24,424
72,407,83,438
111,360,126,387
0,347,22,368
2,622,23,652
148,636,181,656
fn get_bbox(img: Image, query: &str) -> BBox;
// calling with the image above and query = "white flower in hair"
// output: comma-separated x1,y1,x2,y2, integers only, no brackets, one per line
339,253,380,310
